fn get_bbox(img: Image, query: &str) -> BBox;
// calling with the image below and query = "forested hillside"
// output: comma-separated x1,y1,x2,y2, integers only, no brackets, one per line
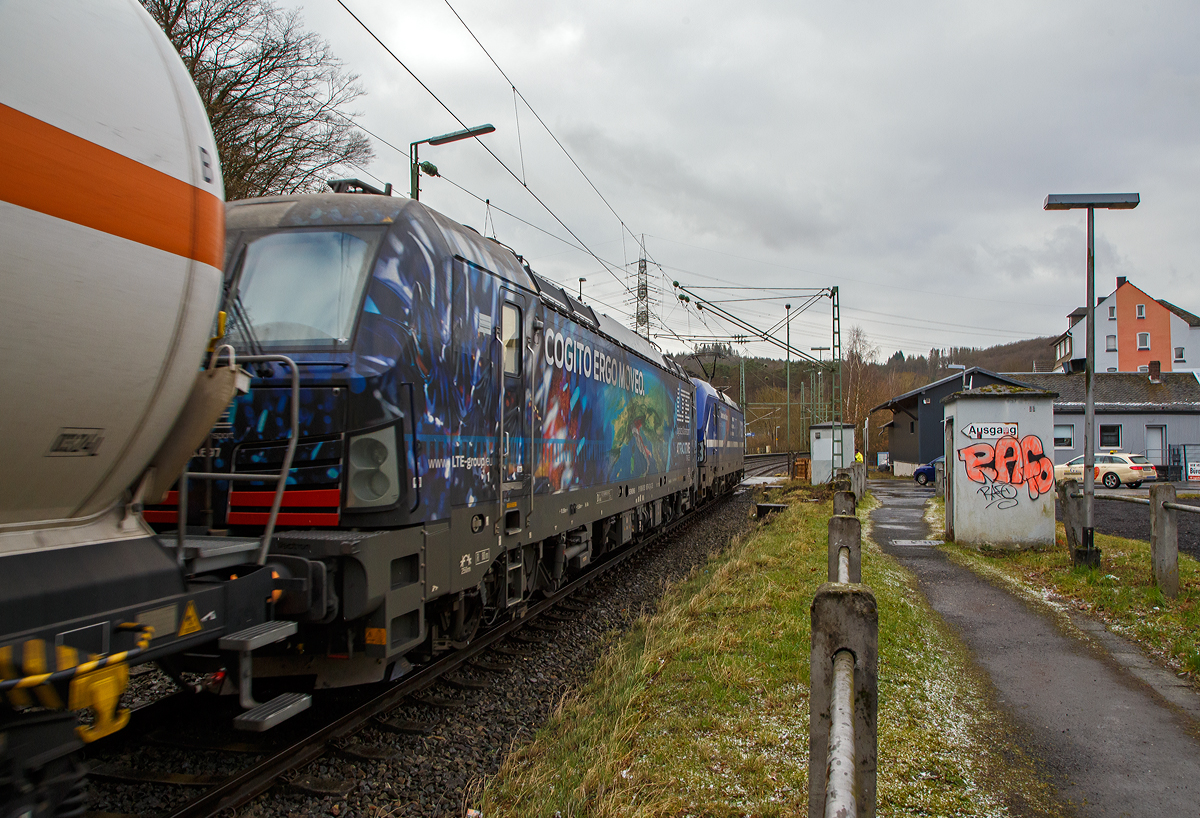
670,330,1056,455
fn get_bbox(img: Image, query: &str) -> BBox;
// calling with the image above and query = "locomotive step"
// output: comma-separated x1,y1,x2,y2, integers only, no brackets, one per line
234,691,311,732
219,620,298,651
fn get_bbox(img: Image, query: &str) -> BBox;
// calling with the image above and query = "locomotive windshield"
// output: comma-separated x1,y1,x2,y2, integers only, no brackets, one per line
227,227,384,350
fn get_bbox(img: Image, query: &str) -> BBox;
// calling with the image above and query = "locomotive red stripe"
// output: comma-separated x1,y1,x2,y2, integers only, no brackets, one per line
227,511,340,526
141,509,178,523
229,488,341,508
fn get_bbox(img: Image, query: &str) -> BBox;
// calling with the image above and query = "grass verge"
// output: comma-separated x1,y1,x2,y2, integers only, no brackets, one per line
929,496,1200,680
475,487,1058,817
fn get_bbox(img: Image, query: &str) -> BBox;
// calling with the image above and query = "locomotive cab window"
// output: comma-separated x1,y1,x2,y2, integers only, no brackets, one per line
502,303,522,376
226,226,384,350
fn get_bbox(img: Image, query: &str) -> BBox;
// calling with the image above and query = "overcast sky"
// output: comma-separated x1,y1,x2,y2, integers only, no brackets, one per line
282,0,1200,365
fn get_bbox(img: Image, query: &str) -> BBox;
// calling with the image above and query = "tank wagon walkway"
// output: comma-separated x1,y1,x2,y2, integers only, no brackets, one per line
868,478,1200,817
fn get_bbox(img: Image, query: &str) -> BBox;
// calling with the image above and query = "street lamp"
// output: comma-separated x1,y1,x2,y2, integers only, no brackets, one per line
785,304,792,454
947,363,967,390
410,123,496,200
578,278,587,299
1044,192,1140,567
811,347,830,424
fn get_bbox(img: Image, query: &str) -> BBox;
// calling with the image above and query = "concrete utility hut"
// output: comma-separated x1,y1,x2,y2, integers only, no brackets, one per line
943,385,1057,550
809,422,852,484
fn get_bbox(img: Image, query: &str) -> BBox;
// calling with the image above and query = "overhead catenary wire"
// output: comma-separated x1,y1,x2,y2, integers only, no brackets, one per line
334,9,1030,357
335,0,631,295
439,0,643,252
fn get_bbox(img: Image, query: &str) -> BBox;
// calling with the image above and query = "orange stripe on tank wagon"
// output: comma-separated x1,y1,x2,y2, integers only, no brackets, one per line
0,103,223,268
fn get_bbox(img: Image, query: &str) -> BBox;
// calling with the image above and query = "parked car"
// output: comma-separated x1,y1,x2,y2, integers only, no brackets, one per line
1054,451,1159,489
914,455,944,486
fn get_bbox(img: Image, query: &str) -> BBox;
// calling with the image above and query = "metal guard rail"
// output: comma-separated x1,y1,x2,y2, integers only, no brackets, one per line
810,466,876,818
176,351,300,566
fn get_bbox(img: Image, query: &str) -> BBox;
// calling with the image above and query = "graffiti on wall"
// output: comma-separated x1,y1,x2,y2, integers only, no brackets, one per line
957,434,1054,510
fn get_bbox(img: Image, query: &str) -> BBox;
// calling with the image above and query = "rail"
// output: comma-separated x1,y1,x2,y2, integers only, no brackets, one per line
1060,480,1200,598
162,489,741,818
809,474,876,818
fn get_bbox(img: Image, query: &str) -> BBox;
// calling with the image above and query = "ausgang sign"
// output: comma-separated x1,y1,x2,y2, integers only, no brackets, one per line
961,422,1017,440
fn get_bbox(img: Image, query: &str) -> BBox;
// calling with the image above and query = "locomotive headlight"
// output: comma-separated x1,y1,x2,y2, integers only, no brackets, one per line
346,426,401,509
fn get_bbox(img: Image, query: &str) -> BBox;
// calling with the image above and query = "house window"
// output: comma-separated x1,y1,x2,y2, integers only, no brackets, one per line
1138,365,1149,373
910,421,915,433
1137,304,1146,319
1109,305,1116,319
1107,367,1117,372
1053,424,1074,449
1176,346,1186,362
1099,424,1121,448
1105,335,1117,352
1137,332,1150,350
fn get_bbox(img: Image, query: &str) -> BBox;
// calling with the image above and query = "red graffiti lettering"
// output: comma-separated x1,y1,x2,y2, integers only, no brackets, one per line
957,434,1053,499
958,443,996,483
1020,435,1054,499
992,435,1024,484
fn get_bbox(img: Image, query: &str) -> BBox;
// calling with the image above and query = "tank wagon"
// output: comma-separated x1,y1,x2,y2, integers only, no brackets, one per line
151,190,744,689
2,2,291,813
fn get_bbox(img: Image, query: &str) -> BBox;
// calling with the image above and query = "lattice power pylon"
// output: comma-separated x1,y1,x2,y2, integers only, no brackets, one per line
635,256,650,339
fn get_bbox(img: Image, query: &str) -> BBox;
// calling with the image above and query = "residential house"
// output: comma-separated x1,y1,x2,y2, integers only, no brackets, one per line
1009,368,1200,476
1052,277,1200,374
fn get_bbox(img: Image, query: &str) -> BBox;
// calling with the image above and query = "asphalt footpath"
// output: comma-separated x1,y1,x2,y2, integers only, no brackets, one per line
868,478,1200,818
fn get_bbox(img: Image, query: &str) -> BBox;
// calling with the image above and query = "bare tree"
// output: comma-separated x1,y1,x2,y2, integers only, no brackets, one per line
841,325,882,453
142,0,373,200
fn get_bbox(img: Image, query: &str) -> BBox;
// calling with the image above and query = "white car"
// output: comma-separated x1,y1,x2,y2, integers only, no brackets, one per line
1054,452,1159,489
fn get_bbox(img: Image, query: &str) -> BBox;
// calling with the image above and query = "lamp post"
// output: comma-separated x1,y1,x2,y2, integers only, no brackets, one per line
947,363,966,390
811,347,830,425
785,303,792,454
578,278,587,299
410,123,495,201
775,424,781,452
1044,192,1140,567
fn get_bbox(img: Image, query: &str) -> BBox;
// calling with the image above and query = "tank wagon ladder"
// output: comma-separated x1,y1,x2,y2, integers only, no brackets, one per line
173,349,311,730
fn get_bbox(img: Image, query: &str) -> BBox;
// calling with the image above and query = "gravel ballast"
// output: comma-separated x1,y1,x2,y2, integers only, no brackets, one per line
87,489,755,817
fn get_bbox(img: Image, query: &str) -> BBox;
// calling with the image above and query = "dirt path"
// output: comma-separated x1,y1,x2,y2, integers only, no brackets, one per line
870,479,1200,817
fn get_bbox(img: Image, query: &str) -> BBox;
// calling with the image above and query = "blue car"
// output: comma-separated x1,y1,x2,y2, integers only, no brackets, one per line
914,455,944,486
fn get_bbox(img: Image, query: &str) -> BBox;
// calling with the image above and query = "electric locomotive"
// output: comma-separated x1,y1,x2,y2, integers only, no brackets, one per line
694,379,746,501
157,188,743,689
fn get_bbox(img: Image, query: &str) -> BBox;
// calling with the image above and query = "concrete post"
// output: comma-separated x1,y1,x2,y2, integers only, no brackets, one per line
934,460,944,499
1150,483,1179,598
833,490,857,516
829,514,861,584
1057,479,1082,552
850,461,866,499
833,472,852,494
1057,479,1098,566
809,584,878,818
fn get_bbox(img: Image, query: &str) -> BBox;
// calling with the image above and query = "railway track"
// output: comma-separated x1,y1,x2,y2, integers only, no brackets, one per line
743,452,792,479
84,490,755,818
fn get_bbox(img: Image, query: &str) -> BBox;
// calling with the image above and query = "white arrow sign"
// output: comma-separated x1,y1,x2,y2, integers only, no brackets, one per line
961,422,1017,440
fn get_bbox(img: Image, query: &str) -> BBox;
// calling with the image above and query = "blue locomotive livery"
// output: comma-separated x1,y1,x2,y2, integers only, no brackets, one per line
157,190,743,689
